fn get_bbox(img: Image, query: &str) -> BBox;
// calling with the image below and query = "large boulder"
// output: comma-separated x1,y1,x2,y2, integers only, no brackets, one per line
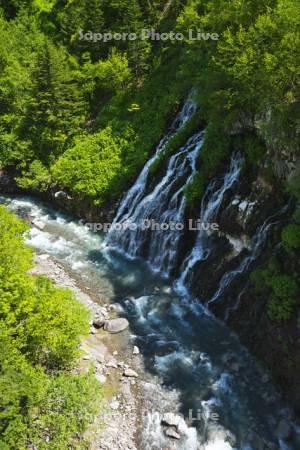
103,318,129,333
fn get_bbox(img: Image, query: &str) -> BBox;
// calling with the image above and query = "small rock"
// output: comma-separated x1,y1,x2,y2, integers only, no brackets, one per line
123,368,139,378
32,219,46,230
165,428,181,440
274,419,292,441
109,399,120,410
238,200,248,212
104,318,129,334
39,254,49,260
133,346,140,355
161,413,182,428
106,360,118,369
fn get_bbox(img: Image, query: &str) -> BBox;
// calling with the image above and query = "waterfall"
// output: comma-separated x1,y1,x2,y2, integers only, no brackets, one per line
175,154,242,296
106,95,203,275
208,204,289,306
110,95,197,226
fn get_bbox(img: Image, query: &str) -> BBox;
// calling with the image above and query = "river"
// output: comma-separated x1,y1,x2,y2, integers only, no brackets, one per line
1,194,300,450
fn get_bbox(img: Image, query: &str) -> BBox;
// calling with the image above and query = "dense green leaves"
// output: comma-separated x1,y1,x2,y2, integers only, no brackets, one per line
0,206,102,448
0,0,299,204
52,127,133,204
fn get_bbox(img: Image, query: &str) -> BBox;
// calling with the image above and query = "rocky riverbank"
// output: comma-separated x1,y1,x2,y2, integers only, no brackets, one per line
29,253,142,450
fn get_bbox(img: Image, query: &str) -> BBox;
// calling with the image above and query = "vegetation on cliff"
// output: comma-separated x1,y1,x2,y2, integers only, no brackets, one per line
0,0,298,206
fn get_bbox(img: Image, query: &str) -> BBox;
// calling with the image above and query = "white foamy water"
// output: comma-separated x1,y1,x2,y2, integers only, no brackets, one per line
1,180,299,449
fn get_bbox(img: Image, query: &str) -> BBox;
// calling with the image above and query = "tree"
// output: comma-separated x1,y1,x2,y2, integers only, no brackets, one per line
21,40,86,162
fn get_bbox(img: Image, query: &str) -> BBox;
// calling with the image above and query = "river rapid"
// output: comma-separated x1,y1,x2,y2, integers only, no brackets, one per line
1,194,300,450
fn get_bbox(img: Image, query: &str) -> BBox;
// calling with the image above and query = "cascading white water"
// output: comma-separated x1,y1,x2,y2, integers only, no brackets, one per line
110,95,197,226
2,193,299,450
107,95,204,275
175,154,242,296
208,204,289,306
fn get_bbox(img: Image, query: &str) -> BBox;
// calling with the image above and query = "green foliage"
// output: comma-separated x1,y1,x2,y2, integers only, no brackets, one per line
185,124,231,204
243,135,266,166
16,160,51,192
287,170,300,201
0,0,300,205
177,0,300,151
267,274,298,322
250,268,268,294
281,207,300,252
83,48,132,93
184,171,206,204
0,206,102,448
52,127,134,204
282,224,300,252
251,266,298,322
20,41,86,162
0,330,101,450
149,108,204,176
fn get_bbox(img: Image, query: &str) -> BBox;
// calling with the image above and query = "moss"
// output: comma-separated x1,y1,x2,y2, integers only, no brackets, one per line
184,123,231,205
184,171,206,204
251,267,298,322
282,223,300,252
267,274,298,322
149,109,204,177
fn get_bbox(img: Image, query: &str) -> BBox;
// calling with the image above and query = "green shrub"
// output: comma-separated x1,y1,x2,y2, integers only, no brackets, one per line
184,171,206,204
0,327,102,450
250,268,269,294
282,223,300,252
16,160,51,192
251,267,298,322
52,127,131,205
149,110,204,176
287,170,300,201
267,275,298,322
184,124,231,205
244,135,266,166
0,206,103,448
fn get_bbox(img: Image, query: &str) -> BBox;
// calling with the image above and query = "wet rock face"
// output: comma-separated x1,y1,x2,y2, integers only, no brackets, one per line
0,170,20,194
187,234,233,299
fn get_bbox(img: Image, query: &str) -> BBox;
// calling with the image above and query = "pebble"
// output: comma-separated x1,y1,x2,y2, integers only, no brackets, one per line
124,368,139,378
133,346,140,355
165,428,181,440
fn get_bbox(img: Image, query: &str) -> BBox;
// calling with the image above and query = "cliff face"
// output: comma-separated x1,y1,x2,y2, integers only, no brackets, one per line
183,156,300,414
